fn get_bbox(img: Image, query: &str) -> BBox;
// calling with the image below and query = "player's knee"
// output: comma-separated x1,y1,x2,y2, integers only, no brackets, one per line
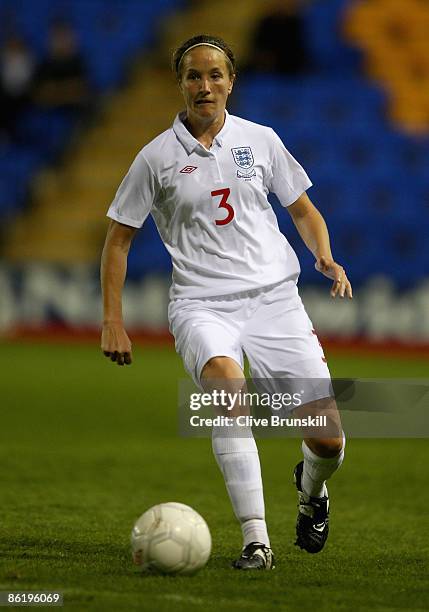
201,356,243,379
310,437,343,458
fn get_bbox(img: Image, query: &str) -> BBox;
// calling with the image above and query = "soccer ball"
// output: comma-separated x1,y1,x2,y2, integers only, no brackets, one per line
131,502,212,575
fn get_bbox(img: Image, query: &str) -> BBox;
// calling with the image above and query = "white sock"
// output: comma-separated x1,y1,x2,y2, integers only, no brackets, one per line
301,434,345,498
212,423,270,547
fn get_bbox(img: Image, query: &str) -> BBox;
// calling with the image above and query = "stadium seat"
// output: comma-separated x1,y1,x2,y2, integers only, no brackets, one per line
0,0,184,221
232,50,429,287
127,216,171,280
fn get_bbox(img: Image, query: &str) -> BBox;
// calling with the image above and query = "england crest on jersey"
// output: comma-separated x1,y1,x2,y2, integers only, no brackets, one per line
231,147,256,179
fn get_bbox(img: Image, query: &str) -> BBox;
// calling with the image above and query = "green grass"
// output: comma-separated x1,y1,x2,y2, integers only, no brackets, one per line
0,341,428,611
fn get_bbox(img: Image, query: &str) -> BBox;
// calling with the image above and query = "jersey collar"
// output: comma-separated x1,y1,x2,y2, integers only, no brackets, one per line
173,109,231,154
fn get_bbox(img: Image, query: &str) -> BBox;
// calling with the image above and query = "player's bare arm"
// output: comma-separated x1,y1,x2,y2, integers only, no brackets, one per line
100,220,137,365
288,192,353,299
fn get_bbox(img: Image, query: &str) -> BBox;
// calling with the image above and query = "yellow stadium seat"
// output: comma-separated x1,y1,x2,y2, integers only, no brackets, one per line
343,0,429,134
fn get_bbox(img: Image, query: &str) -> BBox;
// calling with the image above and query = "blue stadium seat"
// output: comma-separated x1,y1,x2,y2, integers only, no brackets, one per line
127,216,171,279
232,58,429,287
0,0,184,219
0,143,43,218
303,0,361,74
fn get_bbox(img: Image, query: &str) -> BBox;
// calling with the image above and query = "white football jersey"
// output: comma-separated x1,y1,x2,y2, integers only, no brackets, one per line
107,110,312,299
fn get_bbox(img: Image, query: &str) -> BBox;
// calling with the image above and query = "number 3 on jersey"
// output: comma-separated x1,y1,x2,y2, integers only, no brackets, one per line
211,188,234,226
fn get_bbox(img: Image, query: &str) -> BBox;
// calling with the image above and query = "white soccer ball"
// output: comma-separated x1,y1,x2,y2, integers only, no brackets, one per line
131,502,212,575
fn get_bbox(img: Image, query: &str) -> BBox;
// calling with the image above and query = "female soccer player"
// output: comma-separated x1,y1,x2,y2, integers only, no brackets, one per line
101,34,352,570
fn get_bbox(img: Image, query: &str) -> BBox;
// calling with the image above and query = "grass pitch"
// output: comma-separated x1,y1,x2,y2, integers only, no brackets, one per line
0,341,428,611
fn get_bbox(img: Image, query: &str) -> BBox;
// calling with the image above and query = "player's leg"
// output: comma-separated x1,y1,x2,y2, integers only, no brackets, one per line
242,279,345,553
293,396,345,553
201,356,274,570
169,297,274,570
296,395,344,497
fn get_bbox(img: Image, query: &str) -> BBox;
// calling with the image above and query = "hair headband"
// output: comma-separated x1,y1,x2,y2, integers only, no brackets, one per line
178,42,229,69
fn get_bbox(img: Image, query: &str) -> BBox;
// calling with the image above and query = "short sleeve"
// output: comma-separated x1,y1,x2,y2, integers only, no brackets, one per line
266,129,312,207
107,152,160,228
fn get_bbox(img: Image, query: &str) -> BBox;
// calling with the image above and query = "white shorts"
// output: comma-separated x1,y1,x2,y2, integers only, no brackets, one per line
168,279,331,404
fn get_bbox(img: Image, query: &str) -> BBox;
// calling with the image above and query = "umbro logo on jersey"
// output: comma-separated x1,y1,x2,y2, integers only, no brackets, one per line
180,165,197,174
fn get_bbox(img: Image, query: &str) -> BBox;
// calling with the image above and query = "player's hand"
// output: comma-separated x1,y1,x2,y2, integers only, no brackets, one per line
315,256,353,299
101,322,133,366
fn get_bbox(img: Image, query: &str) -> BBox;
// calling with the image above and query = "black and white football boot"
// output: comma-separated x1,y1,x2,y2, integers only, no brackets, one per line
233,542,275,570
294,461,329,553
